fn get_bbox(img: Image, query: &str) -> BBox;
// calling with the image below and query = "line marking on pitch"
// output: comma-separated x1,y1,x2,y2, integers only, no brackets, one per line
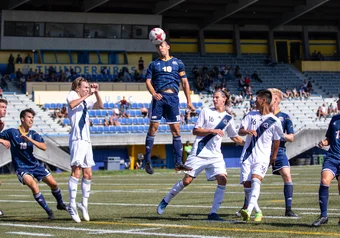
6,231,54,236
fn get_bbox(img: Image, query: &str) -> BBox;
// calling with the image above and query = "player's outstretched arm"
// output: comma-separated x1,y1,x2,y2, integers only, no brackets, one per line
284,133,294,142
193,128,224,137
180,76,195,111
21,135,46,151
239,127,257,136
0,138,10,149
69,94,91,109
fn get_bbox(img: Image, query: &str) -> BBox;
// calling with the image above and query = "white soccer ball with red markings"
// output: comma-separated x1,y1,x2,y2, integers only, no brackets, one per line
149,28,166,45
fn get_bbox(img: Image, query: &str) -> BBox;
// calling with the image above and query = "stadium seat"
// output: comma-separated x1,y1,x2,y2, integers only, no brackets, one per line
100,110,107,117
109,103,114,108
89,110,96,117
56,103,62,109
103,102,109,109
127,125,132,132
192,102,198,108
130,110,136,117
92,118,99,125
95,110,101,117
126,118,132,125
97,126,104,133
138,125,144,133
131,118,138,125
143,103,150,108
121,118,127,125
44,103,51,109
109,126,116,133
90,127,97,134
197,102,203,107
159,125,166,133
63,118,70,125
180,102,187,109
137,103,143,108
103,126,109,133
143,118,149,124
115,126,122,133
132,125,138,133
108,110,113,116
50,103,56,109
137,118,144,125
121,126,128,133
131,102,138,109
135,110,142,117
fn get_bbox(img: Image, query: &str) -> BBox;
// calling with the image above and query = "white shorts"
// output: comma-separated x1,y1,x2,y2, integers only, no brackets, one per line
69,140,95,168
240,159,268,184
184,155,227,181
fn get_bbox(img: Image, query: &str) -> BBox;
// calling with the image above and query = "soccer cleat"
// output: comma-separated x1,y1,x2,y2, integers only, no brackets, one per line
47,210,54,220
208,213,224,221
338,218,340,227
145,162,154,175
254,212,263,222
235,208,244,217
312,216,328,227
157,199,168,215
240,209,250,222
77,203,90,221
174,163,193,171
285,210,298,217
67,204,81,223
57,203,67,211
0,210,4,216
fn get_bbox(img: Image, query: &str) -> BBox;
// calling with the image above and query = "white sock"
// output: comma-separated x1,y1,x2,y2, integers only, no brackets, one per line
81,178,91,208
210,185,226,214
244,187,251,208
68,176,79,207
164,180,185,203
247,178,261,214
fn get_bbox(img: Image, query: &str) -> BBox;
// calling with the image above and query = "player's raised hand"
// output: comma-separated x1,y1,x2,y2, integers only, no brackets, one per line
0,139,10,149
187,103,196,112
20,134,31,143
90,83,98,94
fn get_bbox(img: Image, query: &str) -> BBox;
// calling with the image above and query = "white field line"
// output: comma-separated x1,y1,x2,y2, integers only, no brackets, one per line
0,199,338,212
0,223,231,238
6,231,54,236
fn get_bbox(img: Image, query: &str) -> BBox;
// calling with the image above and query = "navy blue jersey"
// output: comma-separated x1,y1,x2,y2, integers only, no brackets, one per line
325,114,340,161
275,111,294,148
0,128,44,170
145,57,185,94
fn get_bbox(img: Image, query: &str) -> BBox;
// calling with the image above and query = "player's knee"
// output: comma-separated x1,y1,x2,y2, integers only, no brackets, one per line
182,177,193,186
216,175,227,185
83,173,92,180
243,181,251,188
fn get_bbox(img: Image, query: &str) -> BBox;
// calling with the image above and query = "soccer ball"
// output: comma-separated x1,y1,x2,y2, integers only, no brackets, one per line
149,28,166,45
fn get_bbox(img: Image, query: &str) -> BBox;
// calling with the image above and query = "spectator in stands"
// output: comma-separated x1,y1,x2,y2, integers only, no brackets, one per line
113,105,120,117
226,102,236,118
244,75,251,87
110,113,120,126
184,108,191,125
328,103,338,116
138,57,144,72
251,71,262,83
317,51,325,61
230,94,236,106
134,69,142,82
307,80,313,94
299,84,308,99
119,96,129,110
0,87,3,99
249,95,255,108
59,104,68,118
24,54,33,64
16,54,22,64
284,88,293,99
238,77,246,89
89,119,93,127
235,93,243,106
140,105,148,118
65,69,71,81
123,67,132,82
16,68,23,81
59,70,66,82
311,50,317,60
7,54,15,74
202,64,208,73
180,113,185,125
245,85,252,99
103,119,109,126
234,65,241,79
292,88,299,98
317,103,328,120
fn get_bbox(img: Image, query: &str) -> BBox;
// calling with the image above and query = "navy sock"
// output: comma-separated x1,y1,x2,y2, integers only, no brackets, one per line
319,183,329,217
145,134,155,163
173,136,183,165
52,188,63,205
34,192,51,213
284,182,293,210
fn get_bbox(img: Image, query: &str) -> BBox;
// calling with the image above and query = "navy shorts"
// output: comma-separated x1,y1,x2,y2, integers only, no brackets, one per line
150,92,180,123
16,166,51,185
322,157,340,178
272,148,290,175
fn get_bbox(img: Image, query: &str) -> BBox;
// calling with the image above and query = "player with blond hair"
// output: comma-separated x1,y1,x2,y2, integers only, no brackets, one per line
66,77,103,223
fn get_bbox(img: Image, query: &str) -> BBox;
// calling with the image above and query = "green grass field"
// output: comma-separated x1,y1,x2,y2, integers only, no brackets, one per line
0,165,339,237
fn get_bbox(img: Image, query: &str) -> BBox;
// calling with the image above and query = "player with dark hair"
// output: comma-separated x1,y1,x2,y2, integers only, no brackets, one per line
239,89,283,222
144,40,195,174
0,108,66,220
312,96,340,227
157,89,244,220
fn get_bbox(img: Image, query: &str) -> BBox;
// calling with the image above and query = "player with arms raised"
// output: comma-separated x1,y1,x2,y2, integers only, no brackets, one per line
157,89,244,220
144,40,195,174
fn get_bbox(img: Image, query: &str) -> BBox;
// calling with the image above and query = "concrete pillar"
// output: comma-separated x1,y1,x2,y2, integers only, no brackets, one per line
336,30,340,60
268,30,276,62
198,30,206,56
233,24,241,58
303,26,310,60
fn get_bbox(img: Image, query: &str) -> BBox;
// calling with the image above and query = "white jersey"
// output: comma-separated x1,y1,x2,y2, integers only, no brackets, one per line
191,108,238,158
67,91,97,142
240,110,283,163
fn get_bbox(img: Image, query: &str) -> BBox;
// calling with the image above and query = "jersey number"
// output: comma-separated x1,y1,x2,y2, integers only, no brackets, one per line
162,66,172,72
20,142,27,150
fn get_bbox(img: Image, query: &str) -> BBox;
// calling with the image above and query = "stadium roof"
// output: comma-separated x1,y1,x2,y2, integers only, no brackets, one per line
1,0,340,30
